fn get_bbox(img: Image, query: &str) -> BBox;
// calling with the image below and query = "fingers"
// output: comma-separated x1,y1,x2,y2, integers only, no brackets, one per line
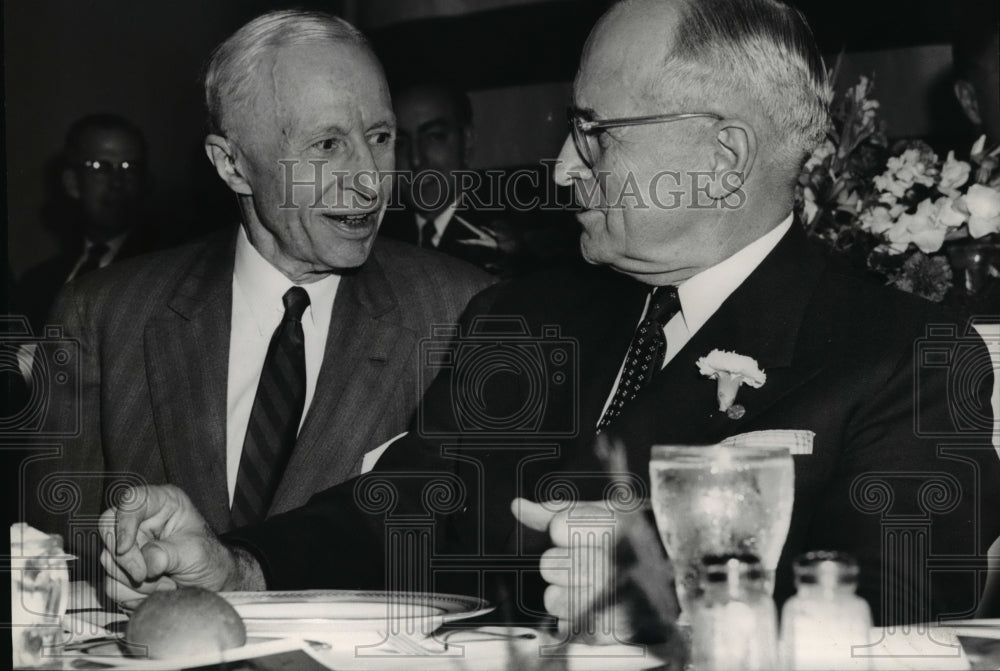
101,549,176,605
544,584,568,620
140,540,183,580
539,544,613,588
111,485,154,556
510,498,556,533
546,501,613,547
112,484,195,555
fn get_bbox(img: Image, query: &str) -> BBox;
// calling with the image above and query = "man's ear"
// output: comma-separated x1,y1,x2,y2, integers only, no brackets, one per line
954,80,983,126
205,134,252,196
707,120,755,200
61,167,81,200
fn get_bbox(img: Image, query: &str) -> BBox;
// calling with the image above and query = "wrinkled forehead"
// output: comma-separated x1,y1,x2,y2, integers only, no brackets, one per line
574,0,682,111
239,40,391,141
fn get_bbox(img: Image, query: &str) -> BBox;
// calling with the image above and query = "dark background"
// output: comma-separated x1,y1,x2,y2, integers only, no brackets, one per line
3,0,990,277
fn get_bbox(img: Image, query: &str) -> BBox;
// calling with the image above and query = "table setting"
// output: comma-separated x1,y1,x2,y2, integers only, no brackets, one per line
11,435,1000,670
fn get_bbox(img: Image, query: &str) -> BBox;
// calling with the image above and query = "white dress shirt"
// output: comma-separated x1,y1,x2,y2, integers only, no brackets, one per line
226,226,341,504
598,214,794,423
415,202,459,248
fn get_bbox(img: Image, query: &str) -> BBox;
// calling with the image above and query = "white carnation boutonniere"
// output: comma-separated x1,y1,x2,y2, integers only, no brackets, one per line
696,349,767,419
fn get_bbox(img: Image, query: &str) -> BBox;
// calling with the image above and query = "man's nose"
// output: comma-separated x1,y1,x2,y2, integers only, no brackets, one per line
553,134,591,187
409,142,425,171
342,145,381,208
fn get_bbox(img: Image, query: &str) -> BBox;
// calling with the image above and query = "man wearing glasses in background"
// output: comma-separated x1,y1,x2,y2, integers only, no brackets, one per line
15,114,157,334
100,0,999,634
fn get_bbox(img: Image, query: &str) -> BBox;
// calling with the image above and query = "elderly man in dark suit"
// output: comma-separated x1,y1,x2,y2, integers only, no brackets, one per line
26,10,491,578
100,0,998,629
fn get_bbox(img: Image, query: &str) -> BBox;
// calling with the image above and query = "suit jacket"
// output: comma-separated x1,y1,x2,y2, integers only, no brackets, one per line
25,229,493,561
228,224,997,625
379,203,525,275
14,229,160,335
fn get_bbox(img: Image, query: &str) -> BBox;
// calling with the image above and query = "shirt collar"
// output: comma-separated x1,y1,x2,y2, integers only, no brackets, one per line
85,232,129,257
416,201,459,238
233,225,340,336
676,213,794,335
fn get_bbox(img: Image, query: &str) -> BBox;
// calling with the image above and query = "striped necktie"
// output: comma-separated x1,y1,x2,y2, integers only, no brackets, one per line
231,286,310,527
597,286,681,432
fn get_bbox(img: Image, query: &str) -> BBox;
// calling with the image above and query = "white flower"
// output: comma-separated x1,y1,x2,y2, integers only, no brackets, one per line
802,186,819,225
803,139,836,173
875,149,939,199
971,134,987,160
963,184,1000,237
848,76,871,104
883,197,967,254
835,187,860,212
696,350,766,413
938,151,971,198
860,206,896,235
884,217,917,254
860,100,880,129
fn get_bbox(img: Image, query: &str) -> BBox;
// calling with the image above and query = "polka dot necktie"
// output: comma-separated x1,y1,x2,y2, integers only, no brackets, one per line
597,286,681,432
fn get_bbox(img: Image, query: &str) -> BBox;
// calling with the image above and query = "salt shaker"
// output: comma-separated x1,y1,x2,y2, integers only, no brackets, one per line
779,551,873,670
690,554,778,671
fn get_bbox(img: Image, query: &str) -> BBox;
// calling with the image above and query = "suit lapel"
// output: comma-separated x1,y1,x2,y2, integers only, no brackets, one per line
608,225,832,455
573,269,651,431
269,248,416,514
144,232,236,532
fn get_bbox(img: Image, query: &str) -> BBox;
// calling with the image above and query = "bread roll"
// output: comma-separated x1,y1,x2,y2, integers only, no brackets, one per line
125,587,246,659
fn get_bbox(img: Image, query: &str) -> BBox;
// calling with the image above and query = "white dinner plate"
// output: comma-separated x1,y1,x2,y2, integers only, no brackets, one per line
939,619,1000,639
220,589,493,636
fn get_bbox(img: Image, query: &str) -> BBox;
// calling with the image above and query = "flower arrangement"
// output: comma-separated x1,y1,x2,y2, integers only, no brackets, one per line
796,72,1000,302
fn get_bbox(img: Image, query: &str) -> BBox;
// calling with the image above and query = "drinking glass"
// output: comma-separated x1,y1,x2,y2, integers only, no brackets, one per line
648,444,794,619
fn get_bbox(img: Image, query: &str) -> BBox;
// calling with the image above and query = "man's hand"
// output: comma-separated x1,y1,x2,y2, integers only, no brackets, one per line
99,484,262,608
512,497,624,641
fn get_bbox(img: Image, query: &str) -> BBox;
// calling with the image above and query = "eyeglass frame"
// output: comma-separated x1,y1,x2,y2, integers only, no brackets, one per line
567,107,721,168
79,158,145,176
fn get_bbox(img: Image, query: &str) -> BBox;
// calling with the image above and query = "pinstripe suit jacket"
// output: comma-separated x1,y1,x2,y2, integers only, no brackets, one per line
26,229,493,552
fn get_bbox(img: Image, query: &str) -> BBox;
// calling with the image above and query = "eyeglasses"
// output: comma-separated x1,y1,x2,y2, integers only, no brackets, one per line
567,107,721,168
80,158,144,176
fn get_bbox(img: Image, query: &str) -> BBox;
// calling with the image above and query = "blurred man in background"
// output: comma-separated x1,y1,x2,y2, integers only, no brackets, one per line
15,114,156,333
380,83,526,274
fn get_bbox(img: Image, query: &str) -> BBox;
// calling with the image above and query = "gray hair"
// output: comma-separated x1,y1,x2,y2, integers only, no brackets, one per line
647,0,832,167
204,9,372,138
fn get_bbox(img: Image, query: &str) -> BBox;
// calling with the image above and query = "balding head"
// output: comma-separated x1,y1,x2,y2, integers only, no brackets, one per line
584,0,831,167
204,10,377,142
555,0,829,284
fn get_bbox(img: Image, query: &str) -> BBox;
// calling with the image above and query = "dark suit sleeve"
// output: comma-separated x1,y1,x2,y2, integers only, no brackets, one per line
222,282,510,590
23,282,107,579
807,324,1000,624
